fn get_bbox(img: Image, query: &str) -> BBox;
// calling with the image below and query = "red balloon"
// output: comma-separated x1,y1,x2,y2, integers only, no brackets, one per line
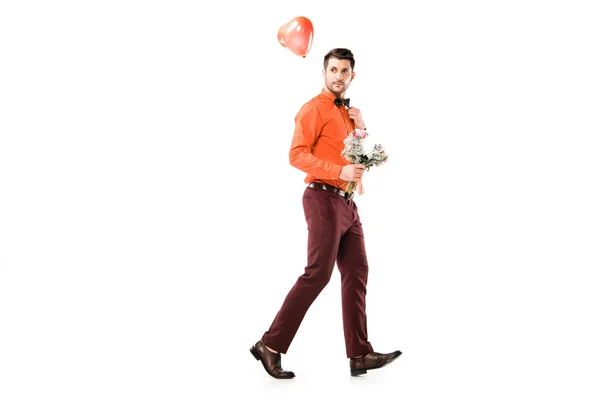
277,16,314,58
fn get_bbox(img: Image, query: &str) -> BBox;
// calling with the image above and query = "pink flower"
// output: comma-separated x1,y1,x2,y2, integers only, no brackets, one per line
353,129,368,139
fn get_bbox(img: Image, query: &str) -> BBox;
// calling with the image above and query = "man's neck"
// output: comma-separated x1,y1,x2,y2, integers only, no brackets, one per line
323,86,345,99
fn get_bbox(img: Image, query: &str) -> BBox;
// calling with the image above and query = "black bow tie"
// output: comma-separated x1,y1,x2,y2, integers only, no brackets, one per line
334,97,350,107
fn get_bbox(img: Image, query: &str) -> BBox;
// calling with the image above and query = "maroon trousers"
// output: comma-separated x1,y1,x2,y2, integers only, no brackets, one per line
262,186,374,358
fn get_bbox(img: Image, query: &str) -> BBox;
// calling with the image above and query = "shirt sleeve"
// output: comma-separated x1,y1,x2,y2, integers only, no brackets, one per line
288,103,344,179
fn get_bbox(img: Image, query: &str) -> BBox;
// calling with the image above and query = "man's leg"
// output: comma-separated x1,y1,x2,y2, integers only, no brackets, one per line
336,203,374,359
261,188,344,353
337,201,403,376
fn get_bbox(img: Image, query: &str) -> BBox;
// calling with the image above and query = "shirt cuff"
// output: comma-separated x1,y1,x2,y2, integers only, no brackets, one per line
332,164,344,180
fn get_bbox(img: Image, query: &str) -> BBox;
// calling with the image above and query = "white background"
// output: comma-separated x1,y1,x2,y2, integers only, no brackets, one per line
1,1,599,399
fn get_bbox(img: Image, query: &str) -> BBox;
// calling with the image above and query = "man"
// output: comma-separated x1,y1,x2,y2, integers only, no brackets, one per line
250,48,401,378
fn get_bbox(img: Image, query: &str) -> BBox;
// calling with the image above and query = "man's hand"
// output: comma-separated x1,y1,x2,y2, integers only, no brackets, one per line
339,164,366,181
347,107,366,130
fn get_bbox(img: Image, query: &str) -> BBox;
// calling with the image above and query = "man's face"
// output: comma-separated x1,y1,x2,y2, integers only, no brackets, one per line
323,58,354,96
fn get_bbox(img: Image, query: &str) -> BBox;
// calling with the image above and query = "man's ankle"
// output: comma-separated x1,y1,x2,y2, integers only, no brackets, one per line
265,345,278,354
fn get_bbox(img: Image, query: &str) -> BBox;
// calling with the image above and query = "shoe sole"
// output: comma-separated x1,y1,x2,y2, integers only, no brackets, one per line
350,351,402,377
351,368,367,377
249,346,295,380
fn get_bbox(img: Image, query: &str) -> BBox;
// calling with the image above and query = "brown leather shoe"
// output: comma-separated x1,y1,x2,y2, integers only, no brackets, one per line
349,350,402,376
250,340,295,379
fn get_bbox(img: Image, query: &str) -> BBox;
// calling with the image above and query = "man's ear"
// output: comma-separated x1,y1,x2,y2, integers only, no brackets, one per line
351,71,356,81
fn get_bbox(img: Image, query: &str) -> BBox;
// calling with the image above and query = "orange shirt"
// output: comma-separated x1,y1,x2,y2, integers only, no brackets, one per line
289,88,356,191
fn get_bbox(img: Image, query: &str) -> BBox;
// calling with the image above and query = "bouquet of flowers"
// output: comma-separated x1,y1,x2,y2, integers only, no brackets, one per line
341,129,388,194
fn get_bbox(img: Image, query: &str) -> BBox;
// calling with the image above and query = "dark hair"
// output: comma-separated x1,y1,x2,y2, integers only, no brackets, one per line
323,48,355,70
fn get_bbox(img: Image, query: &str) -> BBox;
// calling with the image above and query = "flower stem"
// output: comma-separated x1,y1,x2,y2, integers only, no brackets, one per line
345,181,356,194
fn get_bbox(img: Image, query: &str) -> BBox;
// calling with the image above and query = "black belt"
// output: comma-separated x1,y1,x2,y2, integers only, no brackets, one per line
307,182,354,200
